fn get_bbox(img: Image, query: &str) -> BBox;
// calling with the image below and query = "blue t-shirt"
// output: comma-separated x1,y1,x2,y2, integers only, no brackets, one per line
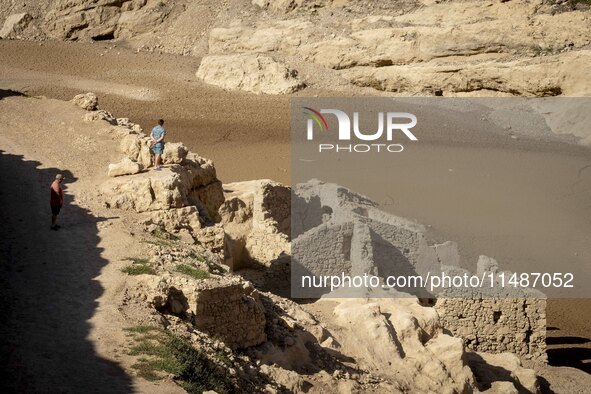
151,125,165,144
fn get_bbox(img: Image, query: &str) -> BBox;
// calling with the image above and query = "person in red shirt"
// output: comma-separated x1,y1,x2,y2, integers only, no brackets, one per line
50,174,65,230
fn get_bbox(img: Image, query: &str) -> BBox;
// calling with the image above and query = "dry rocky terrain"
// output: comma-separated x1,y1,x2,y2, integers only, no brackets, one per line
1,0,591,393
0,91,589,393
1,0,590,96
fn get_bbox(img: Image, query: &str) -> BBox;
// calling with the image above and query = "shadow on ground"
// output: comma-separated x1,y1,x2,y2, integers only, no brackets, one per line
0,89,25,100
0,150,133,392
547,335,591,374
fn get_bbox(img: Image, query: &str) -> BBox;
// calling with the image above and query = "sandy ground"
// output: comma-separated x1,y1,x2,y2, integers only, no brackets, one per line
0,96,184,393
1,39,591,391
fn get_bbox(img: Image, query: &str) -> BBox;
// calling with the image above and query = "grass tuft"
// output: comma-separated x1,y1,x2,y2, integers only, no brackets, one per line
144,228,179,248
126,326,232,393
122,264,156,275
124,257,151,265
188,252,225,275
124,325,161,334
121,257,155,275
176,264,210,280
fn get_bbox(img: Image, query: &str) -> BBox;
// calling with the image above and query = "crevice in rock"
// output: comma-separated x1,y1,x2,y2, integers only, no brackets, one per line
91,32,115,41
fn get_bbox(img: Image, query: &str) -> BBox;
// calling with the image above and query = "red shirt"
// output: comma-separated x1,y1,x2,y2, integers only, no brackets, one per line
50,181,64,206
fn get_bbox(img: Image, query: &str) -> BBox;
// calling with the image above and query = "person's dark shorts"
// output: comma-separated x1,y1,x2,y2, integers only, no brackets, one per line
51,205,61,216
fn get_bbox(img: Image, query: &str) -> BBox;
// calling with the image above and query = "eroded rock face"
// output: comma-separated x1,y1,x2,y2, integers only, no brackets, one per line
332,298,475,393
202,0,591,96
340,53,588,96
130,274,266,349
220,179,291,270
468,352,540,394
161,142,188,165
100,166,189,212
72,92,99,111
41,0,168,41
144,206,203,234
0,13,32,39
196,54,305,95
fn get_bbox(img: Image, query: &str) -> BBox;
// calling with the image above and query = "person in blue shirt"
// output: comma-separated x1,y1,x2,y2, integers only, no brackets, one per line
150,119,166,170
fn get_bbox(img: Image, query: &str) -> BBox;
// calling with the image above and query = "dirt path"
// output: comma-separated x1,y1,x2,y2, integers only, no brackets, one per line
0,95,182,393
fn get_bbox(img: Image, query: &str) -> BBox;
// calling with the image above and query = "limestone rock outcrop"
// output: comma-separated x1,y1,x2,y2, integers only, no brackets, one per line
41,0,169,41
107,156,142,177
333,298,465,393
162,142,188,165
341,52,589,96
0,13,32,39
220,180,291,270
4,0,590,95
144,206,203,234
100,167,189,212
129,274,266,349
468,352,540,394
83,109,117,125
196,54,305,95
202,0,591,96
119,133,153,168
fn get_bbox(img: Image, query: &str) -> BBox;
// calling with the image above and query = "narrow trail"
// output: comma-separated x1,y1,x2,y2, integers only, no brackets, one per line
0,141,133,392
0,96,183,393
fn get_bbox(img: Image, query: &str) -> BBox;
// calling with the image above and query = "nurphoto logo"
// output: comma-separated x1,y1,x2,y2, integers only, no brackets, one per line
303,107,418,153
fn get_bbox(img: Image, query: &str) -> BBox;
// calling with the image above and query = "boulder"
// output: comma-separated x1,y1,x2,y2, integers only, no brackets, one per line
100,167,188,212
107,156,142,177
83,110,117,125
184,153,218,187
144,206,203,234
72,92,99,111
468,352,540,394
162,142,189,164
115,118,142,132
101,154,225,219
182,153,225,221
0,13,33,39
196,54,305,95
119,133,153,167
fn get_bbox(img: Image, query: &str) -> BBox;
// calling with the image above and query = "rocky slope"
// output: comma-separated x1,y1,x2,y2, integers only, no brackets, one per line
1,0,590,96
2,90,573,392
72,92,549,392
